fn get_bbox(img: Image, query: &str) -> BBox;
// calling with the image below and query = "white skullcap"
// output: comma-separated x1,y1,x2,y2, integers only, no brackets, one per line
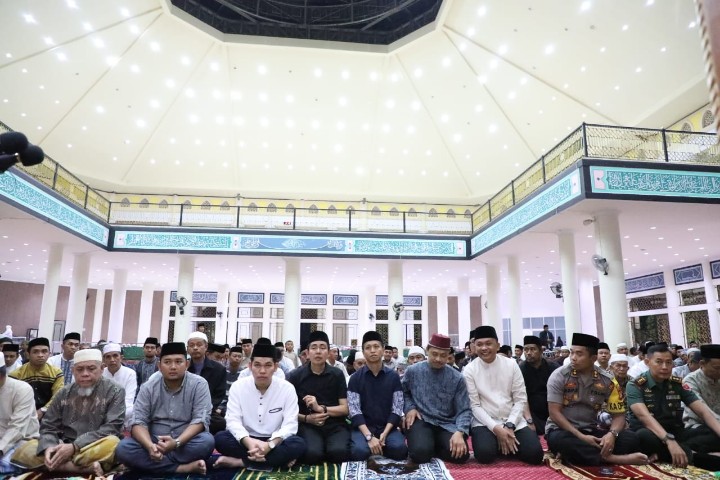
188,331,208,343
609,354,628,364
74,348,102,364
560,346,570,351
687,347,700,354
616,343,627,349
354,352,365,361
408,346,426,357
102,343,122,355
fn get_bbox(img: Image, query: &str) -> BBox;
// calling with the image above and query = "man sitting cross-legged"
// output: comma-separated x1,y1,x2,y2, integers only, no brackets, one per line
213,342,307,469
519,335,558,435
286,331,350,464
463,326,543,465
12,348,125,478
0,364,39,475
115,342,215,476
9,337,64,422
101,343,137,431
402,333,471,464
545,333,645,466
348,331,408,461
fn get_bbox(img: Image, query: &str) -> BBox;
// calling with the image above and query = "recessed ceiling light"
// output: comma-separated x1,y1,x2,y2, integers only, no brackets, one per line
599,46,606,53
95,105,105,114
622,24,629,31
341,70,350,80
498,45,509,56
580,1,591,11
467,27,476,37
646,0,654,5
413,68,423,78
488,124,497,133
442,57,451,67
635,66,642,73
477,5,487,16
369,71,379,81
688,21,696,29
257,65,267,75
149,41,160,52
660,47,667,53
544,44,555,55
313,68,323,78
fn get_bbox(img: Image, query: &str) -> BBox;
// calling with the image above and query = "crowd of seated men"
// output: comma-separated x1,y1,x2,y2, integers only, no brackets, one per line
2,325,720,478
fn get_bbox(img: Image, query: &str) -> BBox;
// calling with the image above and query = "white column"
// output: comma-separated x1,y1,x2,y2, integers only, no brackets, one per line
38,244,64,339
388,260,404,348
136,282,155,344
284,258,301,344
702,262,720,343
436,288,449,336
106,269,127,343
507,256,523,346
359,286,375,338
457,277,471,343
91,288,106,343
215,283,229,344
578,267,598,337
664,269,684,345
160,290,171,343
226,290,239,345
558,231,581,341
486,263,501,331
421,296,430,347
65,253,91,338
175,256,196,342
593,211,628,347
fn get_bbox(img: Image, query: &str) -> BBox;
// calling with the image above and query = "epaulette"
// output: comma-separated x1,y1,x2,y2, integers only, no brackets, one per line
560,364,573,375
670,375,683,383
635,376,647,386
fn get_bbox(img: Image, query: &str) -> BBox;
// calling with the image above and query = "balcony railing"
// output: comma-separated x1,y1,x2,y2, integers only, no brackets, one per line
2,121,718,236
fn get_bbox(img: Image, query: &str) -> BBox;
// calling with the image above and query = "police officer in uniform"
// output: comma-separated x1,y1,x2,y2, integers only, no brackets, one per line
627,343,720,469
545,333,645,466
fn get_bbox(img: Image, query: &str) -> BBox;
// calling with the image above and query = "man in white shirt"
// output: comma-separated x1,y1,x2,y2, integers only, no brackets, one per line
0,365,40,475
627,342,654,379
462,326,543,465
47,332,80,385
101,343,137,430
213,343,306,469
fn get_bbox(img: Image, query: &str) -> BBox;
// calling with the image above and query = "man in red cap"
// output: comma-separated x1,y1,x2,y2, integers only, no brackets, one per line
401,333,471,464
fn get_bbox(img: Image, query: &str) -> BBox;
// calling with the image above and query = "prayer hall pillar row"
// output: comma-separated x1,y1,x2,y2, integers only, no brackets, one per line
284,258,301,345
91,288,106,342
215,283,229,345
436,288,449,336
558,231,581,341
664,268,684,345
38,243,64,339
702,262,720,342
507,256,523,346
106,269,127,343
65,252,91,338
175,256,195,342
387,260,404,348
485,263,501,331
457,277,471,343
136,282,154,344
593,211,629,347
578,267,598,336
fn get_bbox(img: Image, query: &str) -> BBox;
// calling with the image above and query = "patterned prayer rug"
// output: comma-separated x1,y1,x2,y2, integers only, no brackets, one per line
342,456,452,480
546,453,714,480
447,453,568,480
113,462,340,480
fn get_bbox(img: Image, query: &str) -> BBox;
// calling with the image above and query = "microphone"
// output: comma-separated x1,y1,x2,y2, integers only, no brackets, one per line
0,144,45,173
0,132,29,154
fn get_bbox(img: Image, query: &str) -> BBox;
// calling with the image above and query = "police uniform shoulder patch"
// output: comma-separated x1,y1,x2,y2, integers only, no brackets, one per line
635,376,647,386
670,376,683,383
682,383,692,391
560,364,573,375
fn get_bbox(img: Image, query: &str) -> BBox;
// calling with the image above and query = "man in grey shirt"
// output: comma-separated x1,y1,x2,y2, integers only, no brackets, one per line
115,342,214,476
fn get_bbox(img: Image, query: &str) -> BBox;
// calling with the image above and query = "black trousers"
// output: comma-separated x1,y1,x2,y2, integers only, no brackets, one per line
297,422,350,464
471,426,543,465
634,427,693,461
529,412,548,436
406,419,469,464
546,428,640,466
682,425,720,454
214,431,307,468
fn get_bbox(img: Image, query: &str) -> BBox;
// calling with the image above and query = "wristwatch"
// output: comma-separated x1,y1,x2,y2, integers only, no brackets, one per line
525,418,534,425
609,429,619,438
175,439,182,449
503,422,516,430
662,433,676,444
322,405,328,414
268,440,277,450
365,433,373,442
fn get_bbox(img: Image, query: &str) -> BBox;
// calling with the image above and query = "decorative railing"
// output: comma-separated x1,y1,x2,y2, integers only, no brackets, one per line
1,121,718,235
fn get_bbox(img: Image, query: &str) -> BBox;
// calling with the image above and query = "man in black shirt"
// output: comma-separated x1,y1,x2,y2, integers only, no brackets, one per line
187,331,228,434
519,335,558,435
538,325,554,351
286,331,349,464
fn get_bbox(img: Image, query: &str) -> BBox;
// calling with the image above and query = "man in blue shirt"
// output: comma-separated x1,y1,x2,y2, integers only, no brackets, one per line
348,331,407,460
402,333,471,464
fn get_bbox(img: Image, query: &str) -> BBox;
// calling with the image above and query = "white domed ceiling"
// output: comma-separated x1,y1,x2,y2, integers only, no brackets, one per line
0,0,708,203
